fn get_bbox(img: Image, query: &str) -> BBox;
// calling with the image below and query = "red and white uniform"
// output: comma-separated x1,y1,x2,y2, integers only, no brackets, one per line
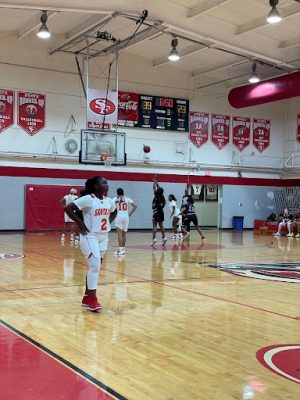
113,196,134,232
64,193,78,222
73,194,115,258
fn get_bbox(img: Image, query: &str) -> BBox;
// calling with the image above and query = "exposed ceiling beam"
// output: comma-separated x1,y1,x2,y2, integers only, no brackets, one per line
165,23,298,70
0,3,113,13
153,43,206,67
187,0,230,19
90,24,165,58
236,2,300,35
18,10,57,39
191,59,250,78
279,34,300,49
65,14,108,40
49,12,119,55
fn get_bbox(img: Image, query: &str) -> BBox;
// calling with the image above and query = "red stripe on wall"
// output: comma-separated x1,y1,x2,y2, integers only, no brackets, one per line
0,165,297,186
0,323,119,400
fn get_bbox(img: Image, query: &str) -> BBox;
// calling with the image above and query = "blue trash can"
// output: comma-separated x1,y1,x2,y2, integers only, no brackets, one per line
232,216,244,230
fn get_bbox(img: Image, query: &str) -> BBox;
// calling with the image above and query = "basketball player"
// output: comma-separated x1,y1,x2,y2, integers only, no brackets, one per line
64,176,115,312
181,197,205,241
59,188,78,242
168,194,186,240
152,175,167,247
274,208,294,237
112,188,138,256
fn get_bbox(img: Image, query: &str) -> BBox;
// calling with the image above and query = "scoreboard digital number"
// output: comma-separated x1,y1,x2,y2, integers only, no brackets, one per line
138,95,189,131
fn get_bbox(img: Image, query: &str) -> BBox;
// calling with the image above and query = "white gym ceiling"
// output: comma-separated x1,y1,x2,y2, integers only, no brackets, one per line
1,0,300,90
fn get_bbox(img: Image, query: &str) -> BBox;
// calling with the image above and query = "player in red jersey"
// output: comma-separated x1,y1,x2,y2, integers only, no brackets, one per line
65,176,115,312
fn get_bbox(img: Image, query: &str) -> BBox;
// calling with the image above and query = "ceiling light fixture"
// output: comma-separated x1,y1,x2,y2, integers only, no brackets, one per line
168,37,180,62
248,62,260,84
266,0,282,24
37,10,51,39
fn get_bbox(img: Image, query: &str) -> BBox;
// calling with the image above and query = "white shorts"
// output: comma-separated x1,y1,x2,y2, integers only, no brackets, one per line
115,216,129,232
64,213,74,223
80,233,109,259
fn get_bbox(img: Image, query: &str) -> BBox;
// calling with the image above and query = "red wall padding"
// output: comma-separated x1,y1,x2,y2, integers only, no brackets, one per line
25,185,83,231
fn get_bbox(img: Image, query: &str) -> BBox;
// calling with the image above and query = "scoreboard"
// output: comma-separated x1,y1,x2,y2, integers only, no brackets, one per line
138,95,189,131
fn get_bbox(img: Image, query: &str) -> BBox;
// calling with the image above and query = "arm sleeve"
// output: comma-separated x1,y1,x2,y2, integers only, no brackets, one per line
73,195,93,211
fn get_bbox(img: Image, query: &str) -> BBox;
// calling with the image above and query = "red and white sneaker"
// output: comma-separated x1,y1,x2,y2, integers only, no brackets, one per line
81,295,102,312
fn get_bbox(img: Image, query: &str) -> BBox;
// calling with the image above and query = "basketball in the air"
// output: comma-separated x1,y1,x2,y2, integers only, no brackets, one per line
143,145,151,153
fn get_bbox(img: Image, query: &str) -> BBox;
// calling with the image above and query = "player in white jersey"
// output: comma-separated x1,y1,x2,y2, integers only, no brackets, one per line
168,194,187,240
64,176,116,312
59,188,78,242
112,188,138,256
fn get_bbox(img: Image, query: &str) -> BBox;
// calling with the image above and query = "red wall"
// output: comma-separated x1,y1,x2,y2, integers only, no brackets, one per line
25,185,83,231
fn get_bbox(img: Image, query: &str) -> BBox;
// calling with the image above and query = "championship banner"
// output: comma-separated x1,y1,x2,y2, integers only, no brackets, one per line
18,92,45,136
0,89,14,133
232,116,251,152
87,89,118,130
118,91,139,127
189,112,209,148
211,114,230,150
297,114,300,144
253,118,271,153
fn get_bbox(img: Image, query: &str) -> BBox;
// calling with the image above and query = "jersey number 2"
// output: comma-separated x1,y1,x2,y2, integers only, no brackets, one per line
101,219,107,231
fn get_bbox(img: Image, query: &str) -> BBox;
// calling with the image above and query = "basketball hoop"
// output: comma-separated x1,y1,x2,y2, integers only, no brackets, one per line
100,153,109,162
100,153,113,167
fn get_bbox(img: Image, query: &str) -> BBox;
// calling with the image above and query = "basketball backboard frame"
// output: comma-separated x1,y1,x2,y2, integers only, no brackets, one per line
79,129,126,166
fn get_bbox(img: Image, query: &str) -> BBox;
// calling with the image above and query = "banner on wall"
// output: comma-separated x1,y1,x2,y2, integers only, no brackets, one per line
18,92,46,136
118,91,139,127
87,89,118,130
253,118,271,153
297,114,300,143
189,112,209,148
0,89,14,133
232,116,251,152
211,114,230,150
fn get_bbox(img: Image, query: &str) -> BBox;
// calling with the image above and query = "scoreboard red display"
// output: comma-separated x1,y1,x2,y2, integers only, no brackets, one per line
138,95,189,131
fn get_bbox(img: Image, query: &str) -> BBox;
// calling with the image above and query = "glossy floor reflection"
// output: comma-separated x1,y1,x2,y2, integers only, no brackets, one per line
0,230,299,400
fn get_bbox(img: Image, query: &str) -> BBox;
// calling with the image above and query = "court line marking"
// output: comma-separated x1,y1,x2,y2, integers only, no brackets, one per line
0,319,127,400
3,240,300,321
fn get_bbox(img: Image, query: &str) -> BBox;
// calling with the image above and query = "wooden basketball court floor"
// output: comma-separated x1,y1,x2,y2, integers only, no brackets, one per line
0,229,299,399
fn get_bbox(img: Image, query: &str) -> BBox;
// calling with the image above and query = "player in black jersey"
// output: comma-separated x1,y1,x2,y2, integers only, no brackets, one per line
151,175,167,247
181,197,205,241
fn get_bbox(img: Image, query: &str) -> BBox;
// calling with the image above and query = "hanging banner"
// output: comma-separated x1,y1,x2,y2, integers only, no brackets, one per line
297,114,300,144
253,118,271,153
189,112,209,148
18,92,45,136
118,91,139,127
232,116,251,152
211,114,230,150
87,89,118,130
0,89,14,133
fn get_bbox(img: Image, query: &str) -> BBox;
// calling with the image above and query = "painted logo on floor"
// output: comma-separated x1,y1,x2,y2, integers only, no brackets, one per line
208,262,300,283
257,345,300,384
0,253,24,260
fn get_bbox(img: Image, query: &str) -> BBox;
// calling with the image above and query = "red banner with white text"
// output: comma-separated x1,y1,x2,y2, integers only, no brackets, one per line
211,114,230,150
253,118,271,153
232,116,251,152
189,112,209,148
18,92,46,136
0,89,14,133
118,91,139,127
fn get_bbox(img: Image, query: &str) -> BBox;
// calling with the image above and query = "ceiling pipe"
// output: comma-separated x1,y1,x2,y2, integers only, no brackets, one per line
228,70,300,108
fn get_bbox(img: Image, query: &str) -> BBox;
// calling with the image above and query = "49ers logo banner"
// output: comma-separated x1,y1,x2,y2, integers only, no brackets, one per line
211,114,230,150
189,112,209,148
18,92,45,136
232,116,251,151
253,118,271,153
0,89,14,134
297,114,300,144
118,91,139,127
87,89,118,130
